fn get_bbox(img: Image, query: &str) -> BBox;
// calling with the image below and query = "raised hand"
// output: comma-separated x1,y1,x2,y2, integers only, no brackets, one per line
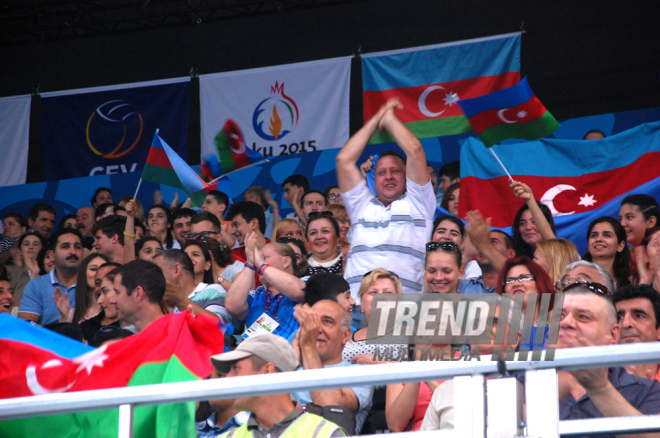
360,155,375,178
244,232,258,265
293,304,320,348
465,210,492,250
376,97,403,131
510,180,534,201
52,287,71,322
125,199,137,218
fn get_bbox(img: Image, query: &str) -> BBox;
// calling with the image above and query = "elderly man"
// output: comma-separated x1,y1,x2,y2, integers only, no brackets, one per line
557,260,615,294
336,98,435,300
210,332,345,437
293,300,374,435
557,282,660,436
613,284,660,380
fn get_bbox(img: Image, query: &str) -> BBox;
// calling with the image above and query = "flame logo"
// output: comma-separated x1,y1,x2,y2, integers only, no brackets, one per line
269,105,283,139
252,81,299,141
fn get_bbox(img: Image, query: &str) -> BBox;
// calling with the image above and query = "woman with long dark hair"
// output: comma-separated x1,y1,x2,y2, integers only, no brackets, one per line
582,217,631,288
510,181,557,258
146,204,173,249
182,239,216,285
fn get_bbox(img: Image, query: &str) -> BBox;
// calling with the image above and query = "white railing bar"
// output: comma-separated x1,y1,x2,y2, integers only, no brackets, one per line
118,404,133,438
559,415,660,435
0,343,658,421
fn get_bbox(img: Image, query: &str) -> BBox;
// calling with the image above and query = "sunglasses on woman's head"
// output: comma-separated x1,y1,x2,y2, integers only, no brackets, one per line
425,241,458,252
277,237,305,246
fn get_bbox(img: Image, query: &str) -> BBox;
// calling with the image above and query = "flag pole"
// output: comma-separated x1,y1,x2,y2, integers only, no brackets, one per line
489,148,514,182
133,178,143,200
134,128,160,200
206,158,270,186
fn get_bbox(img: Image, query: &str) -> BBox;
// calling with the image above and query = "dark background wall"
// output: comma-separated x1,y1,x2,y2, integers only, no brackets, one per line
2,0,658,140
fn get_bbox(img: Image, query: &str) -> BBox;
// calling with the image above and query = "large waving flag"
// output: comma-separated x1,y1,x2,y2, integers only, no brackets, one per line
0,312,224,438
141,132,210,207
458,77,560,147
459,121,660,232
362,33,520,144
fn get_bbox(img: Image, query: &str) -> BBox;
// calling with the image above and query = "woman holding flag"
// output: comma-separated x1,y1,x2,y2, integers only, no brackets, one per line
509,180,556,258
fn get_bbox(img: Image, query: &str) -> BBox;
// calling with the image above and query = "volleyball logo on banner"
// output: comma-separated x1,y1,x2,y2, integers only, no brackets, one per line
86,100,144,160
41,79,190,181
200,57,351,160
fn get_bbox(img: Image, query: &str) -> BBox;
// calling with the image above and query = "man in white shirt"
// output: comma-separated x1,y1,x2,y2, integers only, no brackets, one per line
335,98,436,300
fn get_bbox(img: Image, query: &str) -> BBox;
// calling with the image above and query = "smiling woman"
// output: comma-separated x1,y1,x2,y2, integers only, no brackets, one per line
145,204,173,249
305,213,343,275
582,217,631,288
424,241,463,294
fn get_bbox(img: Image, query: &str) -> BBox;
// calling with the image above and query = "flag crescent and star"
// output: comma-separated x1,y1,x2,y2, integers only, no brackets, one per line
417,85,461,118
24,346,109,395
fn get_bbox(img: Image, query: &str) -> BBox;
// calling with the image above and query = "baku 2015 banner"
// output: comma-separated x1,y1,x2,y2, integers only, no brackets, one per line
40,78,190,181
199,57,351,160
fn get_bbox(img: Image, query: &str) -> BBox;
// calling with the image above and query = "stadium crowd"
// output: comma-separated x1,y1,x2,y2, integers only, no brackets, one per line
2,99,660,437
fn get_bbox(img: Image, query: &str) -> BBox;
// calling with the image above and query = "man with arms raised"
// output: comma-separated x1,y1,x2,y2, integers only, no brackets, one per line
465,212,517,293
211,332,345,437
336,98,435,299
293,300,374,435
18,228,83,325
557,281,660,436
113,259,165,333
613,284,660,380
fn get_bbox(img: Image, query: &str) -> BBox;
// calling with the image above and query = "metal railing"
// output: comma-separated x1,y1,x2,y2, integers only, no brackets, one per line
1,343,660,437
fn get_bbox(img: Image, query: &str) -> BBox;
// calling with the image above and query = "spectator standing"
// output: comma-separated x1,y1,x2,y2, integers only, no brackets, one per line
336,98,435,301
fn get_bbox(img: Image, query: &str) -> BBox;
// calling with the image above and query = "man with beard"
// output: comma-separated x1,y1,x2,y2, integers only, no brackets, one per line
613,284,660,380
18,229,83,325
76,206,96,249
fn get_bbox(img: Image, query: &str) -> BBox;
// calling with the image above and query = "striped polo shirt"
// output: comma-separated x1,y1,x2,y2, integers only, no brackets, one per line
343,177,436,303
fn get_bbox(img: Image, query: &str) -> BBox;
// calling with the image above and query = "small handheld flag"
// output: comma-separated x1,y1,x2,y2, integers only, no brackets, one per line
200,119,264,182
458,77,559,148
141,132,210,207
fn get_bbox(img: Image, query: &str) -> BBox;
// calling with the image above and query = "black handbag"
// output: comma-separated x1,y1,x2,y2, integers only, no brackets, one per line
305,402,356,436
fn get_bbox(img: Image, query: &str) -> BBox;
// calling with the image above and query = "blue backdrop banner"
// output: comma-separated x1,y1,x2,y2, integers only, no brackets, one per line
40,78,190,181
